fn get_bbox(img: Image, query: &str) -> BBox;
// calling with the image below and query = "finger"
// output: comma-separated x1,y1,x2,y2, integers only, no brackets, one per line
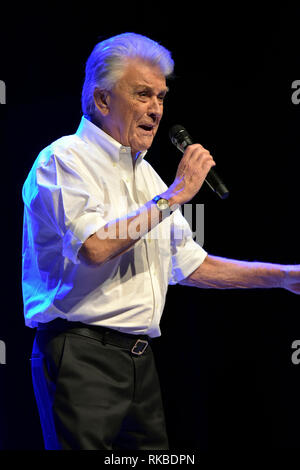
186,143,210,158
196,152,216,169
182,143,209,161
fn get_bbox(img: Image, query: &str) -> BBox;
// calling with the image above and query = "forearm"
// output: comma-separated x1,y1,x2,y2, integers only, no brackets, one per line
180,254,286,290
79,198,175,265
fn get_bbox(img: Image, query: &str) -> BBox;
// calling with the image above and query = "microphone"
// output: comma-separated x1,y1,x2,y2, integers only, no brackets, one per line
169,124,229,200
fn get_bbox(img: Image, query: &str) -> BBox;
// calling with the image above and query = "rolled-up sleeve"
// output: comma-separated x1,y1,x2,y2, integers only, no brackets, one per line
169,208,207,285
34,151,107,264
62,211,106,264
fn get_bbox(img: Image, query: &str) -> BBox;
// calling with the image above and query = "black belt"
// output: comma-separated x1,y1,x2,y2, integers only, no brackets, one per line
37,318,150,356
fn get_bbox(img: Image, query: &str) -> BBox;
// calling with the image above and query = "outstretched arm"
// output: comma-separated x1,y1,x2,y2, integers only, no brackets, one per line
179,254,300,295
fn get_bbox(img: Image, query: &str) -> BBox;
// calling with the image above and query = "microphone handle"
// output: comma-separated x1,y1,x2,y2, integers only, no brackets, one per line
205,167,229,199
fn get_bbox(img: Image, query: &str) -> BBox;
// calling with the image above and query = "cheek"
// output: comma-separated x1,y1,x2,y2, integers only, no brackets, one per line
125,107,140,131
121,102,148,141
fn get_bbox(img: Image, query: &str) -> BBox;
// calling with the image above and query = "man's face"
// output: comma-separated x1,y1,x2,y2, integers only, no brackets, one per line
96,58,168,157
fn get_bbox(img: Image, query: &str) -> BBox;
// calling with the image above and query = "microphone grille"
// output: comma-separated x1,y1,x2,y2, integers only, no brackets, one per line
169,124,185,140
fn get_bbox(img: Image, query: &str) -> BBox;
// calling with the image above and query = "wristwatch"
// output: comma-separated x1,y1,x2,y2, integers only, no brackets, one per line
152,195,171,211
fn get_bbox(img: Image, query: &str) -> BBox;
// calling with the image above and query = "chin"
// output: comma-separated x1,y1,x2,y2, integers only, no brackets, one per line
142,136,155,149
132,143,151,155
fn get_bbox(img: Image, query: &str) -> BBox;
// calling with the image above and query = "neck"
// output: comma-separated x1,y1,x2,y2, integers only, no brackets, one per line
87,115,143,166
132,151,141,168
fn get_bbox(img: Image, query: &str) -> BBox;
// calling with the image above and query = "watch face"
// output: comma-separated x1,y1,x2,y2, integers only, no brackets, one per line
157,198,169,210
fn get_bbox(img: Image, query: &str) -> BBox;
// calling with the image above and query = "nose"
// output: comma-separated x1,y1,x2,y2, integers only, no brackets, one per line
148,96,163,120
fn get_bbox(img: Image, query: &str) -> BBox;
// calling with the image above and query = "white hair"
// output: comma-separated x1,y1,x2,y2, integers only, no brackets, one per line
81,32,174,118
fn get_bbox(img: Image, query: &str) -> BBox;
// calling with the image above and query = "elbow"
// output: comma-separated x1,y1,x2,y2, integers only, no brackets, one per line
78,234,106,266
78,246,104,266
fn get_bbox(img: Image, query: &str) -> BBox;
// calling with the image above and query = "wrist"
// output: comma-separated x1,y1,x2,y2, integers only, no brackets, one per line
280,264,291,289
159,192,182,210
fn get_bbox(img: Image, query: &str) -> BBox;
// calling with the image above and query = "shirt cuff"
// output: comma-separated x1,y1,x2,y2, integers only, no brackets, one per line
62,212,107,264
169,240,207,285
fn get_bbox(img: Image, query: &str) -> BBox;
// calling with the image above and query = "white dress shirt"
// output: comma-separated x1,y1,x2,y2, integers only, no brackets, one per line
22,116,207,337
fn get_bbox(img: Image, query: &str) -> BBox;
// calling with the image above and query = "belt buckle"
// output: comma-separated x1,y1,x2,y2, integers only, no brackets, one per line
131,339,149,356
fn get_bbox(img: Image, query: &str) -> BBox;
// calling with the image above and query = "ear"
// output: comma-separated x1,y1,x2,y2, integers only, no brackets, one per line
93,88,111,116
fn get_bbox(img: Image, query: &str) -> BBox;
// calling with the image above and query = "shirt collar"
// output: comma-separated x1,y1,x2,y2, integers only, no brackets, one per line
76,116,147,164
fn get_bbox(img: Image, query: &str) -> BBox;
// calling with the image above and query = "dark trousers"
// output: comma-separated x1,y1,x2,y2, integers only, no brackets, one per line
31,320,169,450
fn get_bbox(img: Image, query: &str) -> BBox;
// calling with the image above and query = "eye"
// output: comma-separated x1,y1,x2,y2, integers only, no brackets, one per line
137,91,149,99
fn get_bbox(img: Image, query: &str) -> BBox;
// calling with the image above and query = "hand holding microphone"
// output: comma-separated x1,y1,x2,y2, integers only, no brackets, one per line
164,125,229,206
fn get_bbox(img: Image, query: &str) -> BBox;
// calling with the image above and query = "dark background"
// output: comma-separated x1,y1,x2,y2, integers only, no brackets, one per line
0,2,300,450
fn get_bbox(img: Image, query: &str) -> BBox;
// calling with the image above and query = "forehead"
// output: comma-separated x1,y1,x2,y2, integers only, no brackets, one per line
119,58,167,90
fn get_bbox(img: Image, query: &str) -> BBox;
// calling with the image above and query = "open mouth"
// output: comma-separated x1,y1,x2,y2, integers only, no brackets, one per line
138,124,154,132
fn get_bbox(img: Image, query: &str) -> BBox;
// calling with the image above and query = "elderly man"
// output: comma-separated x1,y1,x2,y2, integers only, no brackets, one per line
22,32,300,450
